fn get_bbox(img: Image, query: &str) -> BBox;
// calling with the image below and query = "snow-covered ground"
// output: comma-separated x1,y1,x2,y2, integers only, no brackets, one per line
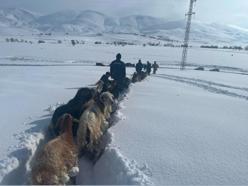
113,70,248,185
0,36,248,184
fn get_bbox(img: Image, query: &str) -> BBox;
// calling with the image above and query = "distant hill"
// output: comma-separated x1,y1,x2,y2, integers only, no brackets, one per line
1,8,248,45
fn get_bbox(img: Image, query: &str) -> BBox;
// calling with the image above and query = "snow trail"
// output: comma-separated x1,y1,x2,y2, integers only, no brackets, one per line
0,55,106,66
0,102,61,184
0,86,153,185
154,74,248,101
160,63,248,76
0,116,50,184
77,90,153,185
113,76,248,185
77,133,152,185
1,37,248,185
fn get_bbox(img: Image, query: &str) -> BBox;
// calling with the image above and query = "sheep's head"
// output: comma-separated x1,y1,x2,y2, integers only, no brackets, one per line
100,92,114,105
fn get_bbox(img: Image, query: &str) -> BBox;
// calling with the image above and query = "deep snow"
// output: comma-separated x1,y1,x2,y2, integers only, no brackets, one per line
0,36,248,185
112,71,248,185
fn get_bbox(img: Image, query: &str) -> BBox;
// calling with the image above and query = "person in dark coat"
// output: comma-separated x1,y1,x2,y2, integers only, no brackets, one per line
99,72,111,92
143,64,147,71
110,53,126,82
135,59,143,74
152,61,159,74
146,61,152,75
110,53,127,98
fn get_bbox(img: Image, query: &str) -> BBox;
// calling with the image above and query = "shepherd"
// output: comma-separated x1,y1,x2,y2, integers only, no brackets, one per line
135,59,143,75
146,61,152,75
152,61,159,74
110,53,126,81
110,53,126,98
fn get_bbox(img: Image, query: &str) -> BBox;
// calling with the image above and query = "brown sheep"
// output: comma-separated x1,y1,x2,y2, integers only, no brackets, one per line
31,114,78,185
77,92,114,154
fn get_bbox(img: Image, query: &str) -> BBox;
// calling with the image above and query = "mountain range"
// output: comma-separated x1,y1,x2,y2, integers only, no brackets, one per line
1,8,248,45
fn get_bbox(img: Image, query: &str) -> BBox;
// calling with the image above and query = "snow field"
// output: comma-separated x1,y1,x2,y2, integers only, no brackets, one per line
112,71,248,184
0,39,248,184
1,37,248,70
0,64,151,184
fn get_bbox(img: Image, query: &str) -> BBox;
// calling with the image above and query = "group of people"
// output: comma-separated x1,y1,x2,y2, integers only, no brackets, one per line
99,53,159,98
135,59,159,75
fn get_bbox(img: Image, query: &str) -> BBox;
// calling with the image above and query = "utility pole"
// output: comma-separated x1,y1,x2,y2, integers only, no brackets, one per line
180,0,197,70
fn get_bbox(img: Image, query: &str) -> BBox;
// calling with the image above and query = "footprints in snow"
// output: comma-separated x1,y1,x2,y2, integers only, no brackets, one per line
155,74,248,101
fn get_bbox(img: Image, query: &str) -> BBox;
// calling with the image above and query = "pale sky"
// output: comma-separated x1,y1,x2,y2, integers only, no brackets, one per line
1,0,248,28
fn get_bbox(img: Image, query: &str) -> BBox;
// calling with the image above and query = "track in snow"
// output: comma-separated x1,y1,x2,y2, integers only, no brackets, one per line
154,74,248,101
0,93,152,185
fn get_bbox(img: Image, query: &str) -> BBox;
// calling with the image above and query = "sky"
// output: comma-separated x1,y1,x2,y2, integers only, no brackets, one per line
0,0,248,28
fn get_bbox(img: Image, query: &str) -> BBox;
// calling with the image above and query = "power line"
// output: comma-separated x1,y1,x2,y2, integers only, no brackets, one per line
180,0,197,70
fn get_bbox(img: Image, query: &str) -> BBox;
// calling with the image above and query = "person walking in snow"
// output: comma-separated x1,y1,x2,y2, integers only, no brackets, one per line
146,61,152,75
110,53,126,97
135,59,143,75
110,53,126,82
143,63,147,71
152,61,159,74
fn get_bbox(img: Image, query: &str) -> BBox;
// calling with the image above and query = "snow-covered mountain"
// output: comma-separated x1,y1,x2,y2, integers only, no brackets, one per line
0,8,39,35
35,10,106,33
0,8,37,27
1,8,248,44
150,20,248,44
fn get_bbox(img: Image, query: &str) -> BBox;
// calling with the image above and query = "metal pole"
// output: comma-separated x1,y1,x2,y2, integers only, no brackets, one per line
181,0,197,70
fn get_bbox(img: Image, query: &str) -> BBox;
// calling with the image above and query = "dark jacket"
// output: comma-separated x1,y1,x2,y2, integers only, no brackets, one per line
136,62,143,73
147,62,152,73
100,74,109,84
110,60,126,81
100,74,110,91
152,63,159,70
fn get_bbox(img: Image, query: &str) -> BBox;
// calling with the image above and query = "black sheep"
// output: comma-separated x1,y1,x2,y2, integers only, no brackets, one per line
50,87,97,136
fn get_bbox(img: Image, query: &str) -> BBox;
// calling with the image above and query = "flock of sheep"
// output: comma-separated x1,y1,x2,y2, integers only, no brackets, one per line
30,71,148,185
